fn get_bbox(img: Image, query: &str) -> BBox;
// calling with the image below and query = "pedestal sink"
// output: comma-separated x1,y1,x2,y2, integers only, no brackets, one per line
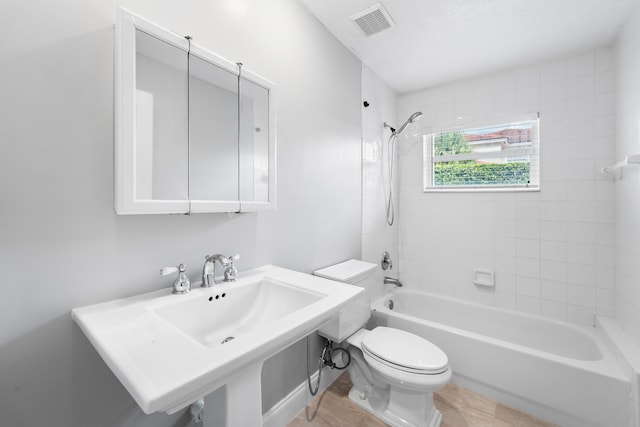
72,265,363,426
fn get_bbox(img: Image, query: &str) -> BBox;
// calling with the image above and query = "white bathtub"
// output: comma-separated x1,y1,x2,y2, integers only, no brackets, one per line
369,289,632,427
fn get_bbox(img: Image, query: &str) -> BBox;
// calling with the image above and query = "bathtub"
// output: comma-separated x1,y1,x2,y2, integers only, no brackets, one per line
369,289,632,427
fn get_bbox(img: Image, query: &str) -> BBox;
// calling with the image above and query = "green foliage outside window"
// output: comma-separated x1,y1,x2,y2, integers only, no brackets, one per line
434,162,530,186
434,132,472,155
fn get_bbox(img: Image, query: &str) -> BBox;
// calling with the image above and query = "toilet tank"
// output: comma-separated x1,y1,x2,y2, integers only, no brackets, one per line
313,259,377,342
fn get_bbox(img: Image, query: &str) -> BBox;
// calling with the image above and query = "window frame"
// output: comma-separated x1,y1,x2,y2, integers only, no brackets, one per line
423,113,540,193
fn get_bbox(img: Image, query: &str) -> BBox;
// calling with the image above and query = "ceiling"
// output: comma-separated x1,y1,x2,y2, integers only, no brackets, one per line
298,0,637,94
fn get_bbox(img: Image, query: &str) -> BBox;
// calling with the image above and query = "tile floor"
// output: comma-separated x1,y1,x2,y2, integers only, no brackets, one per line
287,372,558,427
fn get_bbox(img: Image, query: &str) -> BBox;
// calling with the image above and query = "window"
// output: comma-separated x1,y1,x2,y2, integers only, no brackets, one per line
423,114,539,191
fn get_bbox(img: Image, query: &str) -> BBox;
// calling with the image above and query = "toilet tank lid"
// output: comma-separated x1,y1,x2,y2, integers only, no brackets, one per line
313,259,377,284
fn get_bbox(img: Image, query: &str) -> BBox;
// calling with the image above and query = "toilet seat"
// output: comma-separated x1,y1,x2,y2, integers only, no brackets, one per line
361,327,448,375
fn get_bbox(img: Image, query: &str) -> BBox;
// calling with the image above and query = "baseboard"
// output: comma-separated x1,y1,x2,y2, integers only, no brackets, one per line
262,368,342,427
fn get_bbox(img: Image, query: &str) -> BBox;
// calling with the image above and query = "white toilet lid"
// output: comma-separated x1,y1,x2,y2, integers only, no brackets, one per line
361,327,448,374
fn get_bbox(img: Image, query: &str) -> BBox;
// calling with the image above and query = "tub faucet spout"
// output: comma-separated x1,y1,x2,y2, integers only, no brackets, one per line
384,276,403,287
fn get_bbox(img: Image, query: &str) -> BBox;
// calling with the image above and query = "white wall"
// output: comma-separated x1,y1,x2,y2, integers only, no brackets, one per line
397,48,616,325
615,0,640,345
0,0,362,426
361,66,398,302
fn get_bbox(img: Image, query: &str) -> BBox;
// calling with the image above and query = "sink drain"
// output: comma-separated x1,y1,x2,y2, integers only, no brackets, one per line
221,336,235,344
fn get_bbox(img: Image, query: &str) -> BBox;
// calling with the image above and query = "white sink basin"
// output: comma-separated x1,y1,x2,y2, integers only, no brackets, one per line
71,265,363,420
153,277,324,348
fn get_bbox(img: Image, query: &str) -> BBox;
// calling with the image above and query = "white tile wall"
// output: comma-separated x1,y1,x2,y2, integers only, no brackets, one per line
362,66,399,302
396,47,616,325
615,2,640,344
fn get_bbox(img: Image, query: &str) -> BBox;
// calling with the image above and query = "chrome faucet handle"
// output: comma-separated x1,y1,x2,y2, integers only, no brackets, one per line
223,254,240,282
161,263,191,294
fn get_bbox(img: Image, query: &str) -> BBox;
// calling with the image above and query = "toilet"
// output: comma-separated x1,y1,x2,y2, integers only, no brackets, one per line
314,259,451,427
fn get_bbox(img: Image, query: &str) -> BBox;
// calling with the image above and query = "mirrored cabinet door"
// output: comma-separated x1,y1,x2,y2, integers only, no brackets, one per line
239,71,276,211
188,51,241,213
239,75,268,203
115,9,191,214
135,30,189,202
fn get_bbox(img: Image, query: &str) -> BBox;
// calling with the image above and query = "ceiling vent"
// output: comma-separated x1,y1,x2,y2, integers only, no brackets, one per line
351,3,396,37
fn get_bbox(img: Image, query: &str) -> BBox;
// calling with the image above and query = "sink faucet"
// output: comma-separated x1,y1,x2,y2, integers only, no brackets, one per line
201,254,239,287
160,264,191,294
384,276,403,287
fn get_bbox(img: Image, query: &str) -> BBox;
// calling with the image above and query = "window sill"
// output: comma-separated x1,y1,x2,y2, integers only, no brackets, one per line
423,186,540,193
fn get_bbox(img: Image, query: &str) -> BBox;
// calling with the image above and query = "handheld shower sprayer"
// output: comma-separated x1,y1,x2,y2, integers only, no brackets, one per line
384,111,422,226
384,111,423,136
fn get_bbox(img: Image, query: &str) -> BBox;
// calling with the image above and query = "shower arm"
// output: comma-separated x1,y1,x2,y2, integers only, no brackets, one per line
383,122,396,134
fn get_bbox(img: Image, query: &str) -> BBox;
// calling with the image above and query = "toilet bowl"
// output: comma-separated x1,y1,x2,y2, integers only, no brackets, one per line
314,260,451,427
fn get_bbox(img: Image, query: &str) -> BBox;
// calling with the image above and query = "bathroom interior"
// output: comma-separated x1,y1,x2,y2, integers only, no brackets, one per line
3,0,640,426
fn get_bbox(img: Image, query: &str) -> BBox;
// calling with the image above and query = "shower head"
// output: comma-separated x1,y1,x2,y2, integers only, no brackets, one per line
395,111,422,135
384,111,423,136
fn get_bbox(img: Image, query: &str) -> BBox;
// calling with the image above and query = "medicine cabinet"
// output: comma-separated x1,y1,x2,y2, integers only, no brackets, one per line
115,7,276,214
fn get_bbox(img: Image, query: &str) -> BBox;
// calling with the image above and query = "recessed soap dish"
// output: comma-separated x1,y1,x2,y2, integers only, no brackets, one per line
473,269,494,287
